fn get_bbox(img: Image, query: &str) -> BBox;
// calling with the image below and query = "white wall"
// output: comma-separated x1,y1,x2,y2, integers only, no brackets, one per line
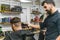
0,0,32,31
0,0,40,31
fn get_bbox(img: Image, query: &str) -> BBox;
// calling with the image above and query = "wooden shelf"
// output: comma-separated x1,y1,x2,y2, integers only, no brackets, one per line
0,22,10,25
31,12,41,15
31,10,41,15
0,11,22,14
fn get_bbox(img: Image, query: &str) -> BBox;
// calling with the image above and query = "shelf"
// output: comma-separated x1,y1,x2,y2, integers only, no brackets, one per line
31,13,40,15
0,11,22,14
31,12,41,15
31,10,42,15
0,22,10,25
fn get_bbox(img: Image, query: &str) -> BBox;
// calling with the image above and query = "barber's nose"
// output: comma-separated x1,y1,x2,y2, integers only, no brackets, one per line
44,8,46,10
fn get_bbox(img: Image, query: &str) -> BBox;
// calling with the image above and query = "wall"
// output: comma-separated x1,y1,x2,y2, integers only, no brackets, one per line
0,0,32,31
0,0,41,31
54,0,60,12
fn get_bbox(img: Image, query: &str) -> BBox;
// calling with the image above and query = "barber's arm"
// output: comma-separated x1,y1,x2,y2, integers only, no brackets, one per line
28,22,45,29
28,23,40,29
56,18,60,40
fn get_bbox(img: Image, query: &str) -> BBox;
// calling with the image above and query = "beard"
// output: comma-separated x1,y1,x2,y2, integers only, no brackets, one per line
45,10,51,15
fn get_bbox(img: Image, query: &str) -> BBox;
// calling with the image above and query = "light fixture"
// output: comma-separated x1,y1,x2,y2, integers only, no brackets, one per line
20,0,31,2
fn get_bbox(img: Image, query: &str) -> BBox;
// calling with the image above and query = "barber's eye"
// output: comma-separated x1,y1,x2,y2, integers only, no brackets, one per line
44,6,47,8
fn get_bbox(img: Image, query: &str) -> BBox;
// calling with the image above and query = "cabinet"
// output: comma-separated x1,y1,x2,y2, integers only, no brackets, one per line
0,0,22,25
0,4,22,14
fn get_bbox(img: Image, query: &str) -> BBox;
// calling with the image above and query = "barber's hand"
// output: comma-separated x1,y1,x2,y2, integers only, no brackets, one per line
56,35,60,40
27,23,31,26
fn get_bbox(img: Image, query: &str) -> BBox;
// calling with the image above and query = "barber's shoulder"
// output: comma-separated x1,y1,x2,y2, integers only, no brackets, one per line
56,12,60,19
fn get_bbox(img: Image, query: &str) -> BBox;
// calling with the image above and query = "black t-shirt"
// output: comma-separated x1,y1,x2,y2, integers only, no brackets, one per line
40,10,60,39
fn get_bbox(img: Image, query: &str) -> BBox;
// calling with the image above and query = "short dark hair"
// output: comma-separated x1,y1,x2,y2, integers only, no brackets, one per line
41,0,55,6
10,17,21,24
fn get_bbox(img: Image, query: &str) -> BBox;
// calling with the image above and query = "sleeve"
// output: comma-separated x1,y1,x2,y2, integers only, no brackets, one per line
39,22,46,30
56,18,60,35
16,30,33,35
16,30,26,35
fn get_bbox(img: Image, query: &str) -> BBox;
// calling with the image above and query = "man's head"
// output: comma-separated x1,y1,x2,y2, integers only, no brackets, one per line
10,17,21,31
41,0,55,15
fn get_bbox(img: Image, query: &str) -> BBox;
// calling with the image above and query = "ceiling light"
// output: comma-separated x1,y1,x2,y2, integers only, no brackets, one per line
20,0,31,2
